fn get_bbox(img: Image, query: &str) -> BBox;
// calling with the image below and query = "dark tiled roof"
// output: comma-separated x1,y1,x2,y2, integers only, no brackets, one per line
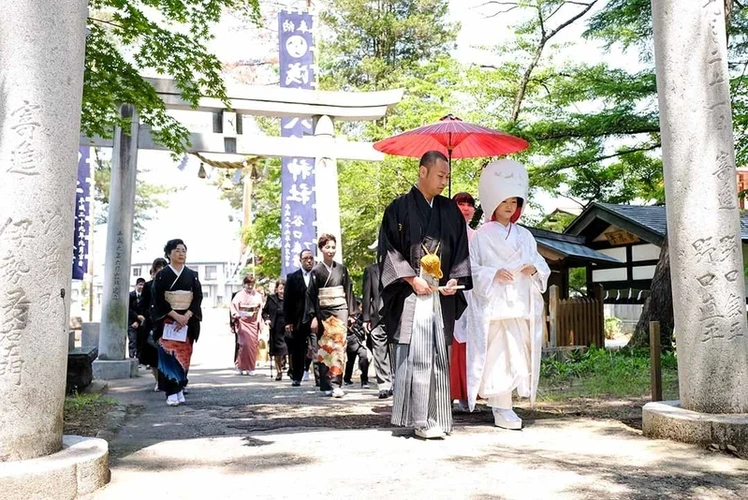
535,236,622,265
596,203,667,238
596,203,748,241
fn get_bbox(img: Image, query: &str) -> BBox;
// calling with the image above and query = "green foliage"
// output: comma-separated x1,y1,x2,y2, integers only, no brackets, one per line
584,0,654,55
604,316,623,340
92,156,176,241
539,346,678,400
318,0,458,90
84,1,261,154
464,1,665,207
535,210,578,232
584,0,748,168
64,392,116,413
244,160,282,280
568,267,587,295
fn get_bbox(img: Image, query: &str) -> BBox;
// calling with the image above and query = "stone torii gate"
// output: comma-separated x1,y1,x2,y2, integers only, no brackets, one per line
86,78,403,380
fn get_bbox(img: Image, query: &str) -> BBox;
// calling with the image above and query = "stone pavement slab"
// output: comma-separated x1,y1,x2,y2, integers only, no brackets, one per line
85,309,748,499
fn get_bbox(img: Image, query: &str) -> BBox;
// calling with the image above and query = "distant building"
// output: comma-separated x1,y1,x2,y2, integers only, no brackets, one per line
128,258,242,308
70,224,246,321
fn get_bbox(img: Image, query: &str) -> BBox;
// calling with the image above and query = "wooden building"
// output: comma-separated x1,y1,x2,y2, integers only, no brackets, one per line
526,226,621,298
564,203,667,301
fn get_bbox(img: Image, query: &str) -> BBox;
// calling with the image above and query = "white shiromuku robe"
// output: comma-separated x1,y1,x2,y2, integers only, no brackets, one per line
466,221,550,411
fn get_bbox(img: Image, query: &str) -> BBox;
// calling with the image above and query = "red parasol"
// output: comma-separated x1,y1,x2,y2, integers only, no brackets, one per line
373,114,529,196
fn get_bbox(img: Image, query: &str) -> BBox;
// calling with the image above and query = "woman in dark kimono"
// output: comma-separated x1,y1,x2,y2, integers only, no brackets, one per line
138,257,167,391
262,278,287,381
304,233,356,398
152,239,203,407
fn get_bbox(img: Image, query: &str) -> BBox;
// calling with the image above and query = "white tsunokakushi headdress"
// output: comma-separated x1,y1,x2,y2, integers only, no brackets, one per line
478,159,529,223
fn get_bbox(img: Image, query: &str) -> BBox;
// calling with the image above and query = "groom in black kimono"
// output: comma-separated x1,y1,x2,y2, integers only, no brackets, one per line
378,150,472,439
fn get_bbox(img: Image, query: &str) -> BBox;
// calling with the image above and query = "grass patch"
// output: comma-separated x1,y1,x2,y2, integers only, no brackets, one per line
64,393,117,437
538,346,679,402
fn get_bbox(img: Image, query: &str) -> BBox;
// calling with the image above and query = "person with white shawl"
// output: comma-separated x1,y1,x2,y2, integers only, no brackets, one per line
466,160,550,429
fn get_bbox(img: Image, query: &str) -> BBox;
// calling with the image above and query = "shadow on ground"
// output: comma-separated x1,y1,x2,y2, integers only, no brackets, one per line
449,419,746,499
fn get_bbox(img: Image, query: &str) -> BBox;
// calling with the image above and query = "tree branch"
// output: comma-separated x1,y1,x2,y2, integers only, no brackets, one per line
556,192,587,209
482,2,520,17
88,17,125,30
509,0,599,122
546,0,599,41
538,2,547,40
537,143,661,175
546,3,565,22
534,124,660,141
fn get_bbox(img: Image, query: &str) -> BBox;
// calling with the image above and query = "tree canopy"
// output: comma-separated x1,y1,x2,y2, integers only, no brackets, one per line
84,0,261,153
319,0,458,90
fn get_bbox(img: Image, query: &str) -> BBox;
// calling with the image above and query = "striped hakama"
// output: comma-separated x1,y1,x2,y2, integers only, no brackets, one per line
391,279,453,434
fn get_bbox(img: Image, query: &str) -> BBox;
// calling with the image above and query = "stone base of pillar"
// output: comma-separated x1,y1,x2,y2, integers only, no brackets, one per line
643,400,748,457
93,358,138,380
0,436,109,499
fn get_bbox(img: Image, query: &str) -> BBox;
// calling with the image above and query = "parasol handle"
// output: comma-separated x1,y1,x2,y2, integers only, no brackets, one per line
448,148,453,198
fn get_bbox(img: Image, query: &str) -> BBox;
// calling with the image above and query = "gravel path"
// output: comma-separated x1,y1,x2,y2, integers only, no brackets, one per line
86,309,748,500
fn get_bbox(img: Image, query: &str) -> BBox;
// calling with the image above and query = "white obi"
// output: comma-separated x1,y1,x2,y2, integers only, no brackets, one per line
165,290,193,311
319,286,346,308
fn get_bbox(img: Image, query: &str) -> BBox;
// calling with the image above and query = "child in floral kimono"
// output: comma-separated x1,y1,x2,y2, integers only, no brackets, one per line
466,160,550,429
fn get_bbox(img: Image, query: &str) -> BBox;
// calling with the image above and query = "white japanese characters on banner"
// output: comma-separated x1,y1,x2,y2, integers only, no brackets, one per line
279,10,316,275
72,146,92,280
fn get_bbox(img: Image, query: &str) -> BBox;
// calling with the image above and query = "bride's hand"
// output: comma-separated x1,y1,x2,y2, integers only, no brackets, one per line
495,269,514,283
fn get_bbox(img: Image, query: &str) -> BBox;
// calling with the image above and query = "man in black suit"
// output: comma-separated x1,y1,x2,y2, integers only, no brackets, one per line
284,249,319,386
362,261,392,399
128,278,147,359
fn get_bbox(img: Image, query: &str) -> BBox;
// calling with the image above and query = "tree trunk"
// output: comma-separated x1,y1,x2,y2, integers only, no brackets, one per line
627,235,674,350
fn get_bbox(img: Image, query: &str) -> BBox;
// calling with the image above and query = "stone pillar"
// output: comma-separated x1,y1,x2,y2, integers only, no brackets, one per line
644,0,748,456
651,0,748,414
313,115,343,261
0,0,88,461
93,104,139,379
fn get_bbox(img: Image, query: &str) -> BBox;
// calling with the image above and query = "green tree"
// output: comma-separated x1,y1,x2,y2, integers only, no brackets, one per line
459,1,671,346
318,0,458,90
464,0,664,207
92,157,177,241
243,161,282,280
318,1,467,286
84,1,260,154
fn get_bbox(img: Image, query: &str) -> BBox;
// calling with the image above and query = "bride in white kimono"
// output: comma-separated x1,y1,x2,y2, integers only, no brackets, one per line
466,159,550,429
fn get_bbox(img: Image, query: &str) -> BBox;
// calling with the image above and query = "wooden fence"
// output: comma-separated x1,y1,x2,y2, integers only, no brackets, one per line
547,284,605,348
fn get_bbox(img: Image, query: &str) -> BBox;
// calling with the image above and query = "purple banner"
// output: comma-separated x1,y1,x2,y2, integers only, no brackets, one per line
279,10,317,276
72,146,92,280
